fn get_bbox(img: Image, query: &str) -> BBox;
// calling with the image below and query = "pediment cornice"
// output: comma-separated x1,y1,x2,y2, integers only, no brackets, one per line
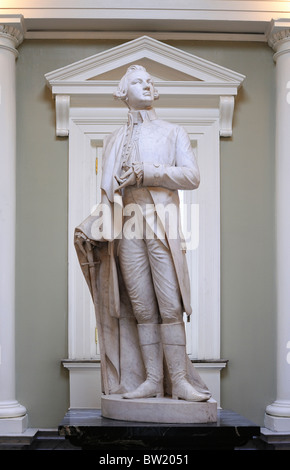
45,36,245,137
45,36,244,97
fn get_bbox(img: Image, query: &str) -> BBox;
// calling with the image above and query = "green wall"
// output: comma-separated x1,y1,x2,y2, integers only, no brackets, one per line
15,39,276,428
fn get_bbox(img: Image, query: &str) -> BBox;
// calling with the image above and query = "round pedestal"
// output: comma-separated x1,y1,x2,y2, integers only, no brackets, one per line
101,394,217,424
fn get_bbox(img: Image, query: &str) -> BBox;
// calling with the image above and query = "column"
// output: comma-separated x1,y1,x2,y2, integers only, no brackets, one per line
265,19,290,432
0,18,27,433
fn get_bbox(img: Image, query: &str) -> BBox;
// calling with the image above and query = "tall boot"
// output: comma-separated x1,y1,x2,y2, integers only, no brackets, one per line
123,323,164,399
161,322,209,402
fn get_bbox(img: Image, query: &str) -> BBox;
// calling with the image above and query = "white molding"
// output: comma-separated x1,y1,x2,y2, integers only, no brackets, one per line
25,31,268,42
62,360,227,408
55,95,70,137
266,18,290,55
45,36,245,85
219,96,235,137
0,15,25,45
62,361,102,408
2,3,290,39
67,110,222,362
45,36,245,139
63,361,101,370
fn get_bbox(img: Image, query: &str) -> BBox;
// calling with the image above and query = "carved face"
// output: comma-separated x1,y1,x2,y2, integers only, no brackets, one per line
126,70,155,110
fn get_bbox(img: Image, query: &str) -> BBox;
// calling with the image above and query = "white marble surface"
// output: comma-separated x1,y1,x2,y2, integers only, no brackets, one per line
265,22,290,431
101,394,217,424
74,66,215,424
0,21,27,432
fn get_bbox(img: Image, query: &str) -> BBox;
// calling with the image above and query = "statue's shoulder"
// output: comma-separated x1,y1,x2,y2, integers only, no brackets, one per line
154,118,183,134
103,125,126,149
155,118,175,127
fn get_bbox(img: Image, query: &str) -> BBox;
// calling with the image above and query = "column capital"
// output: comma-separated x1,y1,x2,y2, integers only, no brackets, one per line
0,15,24,55
267,19,290,58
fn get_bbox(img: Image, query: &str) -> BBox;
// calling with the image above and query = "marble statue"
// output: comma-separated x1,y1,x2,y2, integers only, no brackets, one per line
74,65,212,410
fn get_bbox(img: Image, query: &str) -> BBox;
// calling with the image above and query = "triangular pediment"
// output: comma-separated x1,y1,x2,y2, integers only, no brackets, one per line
45,35,245,87
46,36,245,138
87,59,200,82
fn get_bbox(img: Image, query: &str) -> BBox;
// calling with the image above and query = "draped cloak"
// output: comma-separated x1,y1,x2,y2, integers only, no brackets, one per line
74,116,210,397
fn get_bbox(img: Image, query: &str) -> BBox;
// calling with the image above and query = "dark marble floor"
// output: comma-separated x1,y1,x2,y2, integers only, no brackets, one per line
0,431,81,451
0,434,273,451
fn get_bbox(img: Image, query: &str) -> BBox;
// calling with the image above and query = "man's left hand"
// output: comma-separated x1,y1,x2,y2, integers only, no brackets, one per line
115,167,137,189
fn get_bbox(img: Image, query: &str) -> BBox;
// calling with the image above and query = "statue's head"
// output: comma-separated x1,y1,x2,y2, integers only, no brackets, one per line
114,65,159,110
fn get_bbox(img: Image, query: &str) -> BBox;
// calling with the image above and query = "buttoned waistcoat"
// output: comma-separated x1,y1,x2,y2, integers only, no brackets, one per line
101,113,200,316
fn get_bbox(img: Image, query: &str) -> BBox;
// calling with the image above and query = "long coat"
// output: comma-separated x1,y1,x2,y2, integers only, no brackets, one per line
74,111,209,396
101,110,200,315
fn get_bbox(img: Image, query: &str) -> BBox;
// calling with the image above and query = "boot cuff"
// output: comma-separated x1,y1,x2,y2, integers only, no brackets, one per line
137,323,161,345
161,322,186,345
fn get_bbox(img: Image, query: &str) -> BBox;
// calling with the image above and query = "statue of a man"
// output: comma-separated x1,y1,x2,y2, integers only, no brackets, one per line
75,65,211,403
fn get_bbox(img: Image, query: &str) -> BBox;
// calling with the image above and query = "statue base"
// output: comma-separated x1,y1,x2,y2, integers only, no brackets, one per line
101,394,217,424
59,408,260,450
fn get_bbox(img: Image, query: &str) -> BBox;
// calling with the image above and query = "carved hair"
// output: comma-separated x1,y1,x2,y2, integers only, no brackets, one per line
113,65,159,102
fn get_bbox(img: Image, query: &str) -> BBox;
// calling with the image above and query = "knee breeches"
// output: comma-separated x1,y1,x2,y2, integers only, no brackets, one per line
118,236,183,324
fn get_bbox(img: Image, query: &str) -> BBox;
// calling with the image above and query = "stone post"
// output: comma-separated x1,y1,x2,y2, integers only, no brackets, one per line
265,19,290,432
0,17,28,433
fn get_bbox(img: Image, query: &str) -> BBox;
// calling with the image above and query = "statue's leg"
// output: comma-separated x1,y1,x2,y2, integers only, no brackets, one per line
118,237,164,399
145,238,183,324
161,322,209,402
118,237,158,323
123,323,164,399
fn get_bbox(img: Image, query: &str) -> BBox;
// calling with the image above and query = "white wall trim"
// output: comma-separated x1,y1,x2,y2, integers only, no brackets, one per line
62,359,227,408
2,3,290,39
25,31,268,42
